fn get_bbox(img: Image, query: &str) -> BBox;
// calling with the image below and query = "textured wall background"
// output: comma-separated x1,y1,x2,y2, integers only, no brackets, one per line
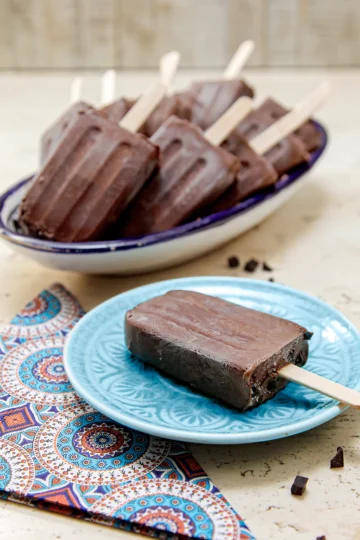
1,0,360,69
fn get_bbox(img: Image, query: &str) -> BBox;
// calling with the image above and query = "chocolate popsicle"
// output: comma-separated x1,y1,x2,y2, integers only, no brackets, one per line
20,109,159,242
119,115,240,237
209,86,328,213
233,99,310,176
125,290,311,411
185,40,255,131
22,53,181,242
249,97,322,152
188,79,254,130
102,97,135,125
102,93,193,137
208,132,278,213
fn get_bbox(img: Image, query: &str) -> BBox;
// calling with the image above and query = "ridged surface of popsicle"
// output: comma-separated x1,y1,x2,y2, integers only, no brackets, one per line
208,132,278,212
120,116,240,237
20,110,159,242
234,98,311,175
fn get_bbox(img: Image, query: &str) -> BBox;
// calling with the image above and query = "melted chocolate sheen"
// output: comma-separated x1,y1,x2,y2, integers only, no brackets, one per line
125,290,310,411
119,116,240,237
20,110,159,243
189,79,254,130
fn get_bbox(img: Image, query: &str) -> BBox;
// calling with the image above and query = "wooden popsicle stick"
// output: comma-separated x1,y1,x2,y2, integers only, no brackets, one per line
100,69,116,106
204,96,253,146
119,51,180,133
159,50,181,90
69,76,82,104
279,363,360,409
223,40,255,80
250,82,330,155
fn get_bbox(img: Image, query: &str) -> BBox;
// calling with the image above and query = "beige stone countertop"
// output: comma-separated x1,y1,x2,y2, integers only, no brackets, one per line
0,69,359,540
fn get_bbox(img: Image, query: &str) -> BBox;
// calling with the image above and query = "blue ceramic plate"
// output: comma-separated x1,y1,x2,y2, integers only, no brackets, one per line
64,277,360,444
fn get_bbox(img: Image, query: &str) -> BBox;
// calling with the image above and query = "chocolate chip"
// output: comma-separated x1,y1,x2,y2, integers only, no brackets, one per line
244,258,259,272
316,536,326,540
228,256,240,268
304,331,313,340
291,475,308,495
268,278,275,282
330,447,344,468
262,261,273,271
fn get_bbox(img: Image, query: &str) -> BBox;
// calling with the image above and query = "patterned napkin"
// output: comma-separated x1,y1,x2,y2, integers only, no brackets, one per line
0,284,254,539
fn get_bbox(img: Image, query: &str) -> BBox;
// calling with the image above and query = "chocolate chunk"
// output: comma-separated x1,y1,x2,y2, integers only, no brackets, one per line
228,256,240,268
304,331,314,340
268,278,275,282
263,261,273,271
330,447,344,468
291,475,308,495
316,536,326,540
244,258,259,272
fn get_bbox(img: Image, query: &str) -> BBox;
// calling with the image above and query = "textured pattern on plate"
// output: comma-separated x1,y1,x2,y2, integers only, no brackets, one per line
0,283,253,540
65,277,360,444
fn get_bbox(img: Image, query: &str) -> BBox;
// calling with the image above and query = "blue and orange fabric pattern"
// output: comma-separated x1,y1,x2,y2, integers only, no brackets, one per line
0,283,254,539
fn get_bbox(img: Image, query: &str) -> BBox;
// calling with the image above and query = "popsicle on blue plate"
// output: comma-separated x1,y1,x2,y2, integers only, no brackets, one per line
125,290,311,411
126,289,360,411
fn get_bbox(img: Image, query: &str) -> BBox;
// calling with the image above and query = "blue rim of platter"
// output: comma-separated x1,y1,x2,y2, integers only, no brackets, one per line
64,276,359,444
0,121,327,254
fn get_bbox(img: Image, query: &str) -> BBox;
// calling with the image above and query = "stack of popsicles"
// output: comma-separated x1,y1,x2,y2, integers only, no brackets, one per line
19,42,328,243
